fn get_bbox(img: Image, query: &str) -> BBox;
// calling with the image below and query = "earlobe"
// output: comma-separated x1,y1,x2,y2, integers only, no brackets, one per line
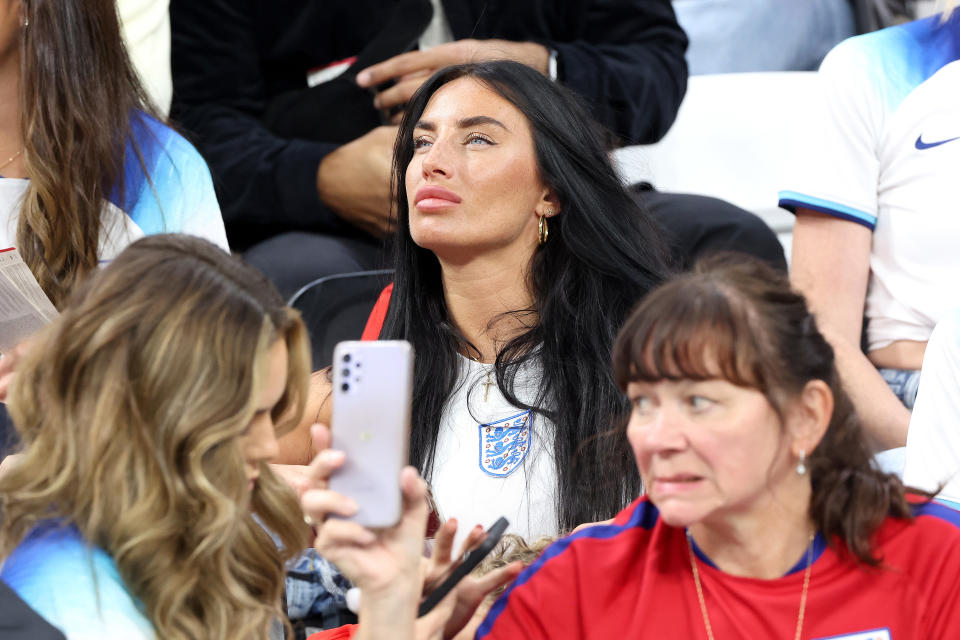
538,189,561,218
790,380,833,455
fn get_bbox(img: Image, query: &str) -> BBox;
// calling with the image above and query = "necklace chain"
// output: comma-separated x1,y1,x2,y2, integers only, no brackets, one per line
0,148,22,173
686,530,815,640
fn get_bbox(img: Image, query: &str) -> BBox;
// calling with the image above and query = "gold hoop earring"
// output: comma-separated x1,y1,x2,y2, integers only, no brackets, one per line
538,209,551,245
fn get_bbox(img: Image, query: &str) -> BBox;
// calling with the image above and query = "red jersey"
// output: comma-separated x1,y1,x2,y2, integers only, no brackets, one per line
478,497,960,639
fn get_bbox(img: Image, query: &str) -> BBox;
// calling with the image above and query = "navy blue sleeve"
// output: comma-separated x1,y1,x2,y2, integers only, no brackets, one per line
552,0,688,144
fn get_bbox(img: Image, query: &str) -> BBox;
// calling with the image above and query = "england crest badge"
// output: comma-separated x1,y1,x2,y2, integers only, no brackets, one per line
478,410,532,478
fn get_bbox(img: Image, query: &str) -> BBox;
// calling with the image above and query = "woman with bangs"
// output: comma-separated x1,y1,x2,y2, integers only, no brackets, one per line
474,255,960,639
0,234,309,639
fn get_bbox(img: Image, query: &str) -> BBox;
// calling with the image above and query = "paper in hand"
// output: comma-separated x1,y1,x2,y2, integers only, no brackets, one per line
0,248,57,353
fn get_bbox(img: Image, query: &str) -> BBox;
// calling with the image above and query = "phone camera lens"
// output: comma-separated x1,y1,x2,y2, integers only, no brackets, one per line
343,354,351,363
341,382,350,392
342,368,350,378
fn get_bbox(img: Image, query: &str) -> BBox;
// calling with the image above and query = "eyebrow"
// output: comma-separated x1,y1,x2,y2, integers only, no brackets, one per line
413,115,510,132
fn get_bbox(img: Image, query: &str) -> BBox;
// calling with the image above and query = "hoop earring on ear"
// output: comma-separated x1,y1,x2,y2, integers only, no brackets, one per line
796,449,807,476
538,209,551,245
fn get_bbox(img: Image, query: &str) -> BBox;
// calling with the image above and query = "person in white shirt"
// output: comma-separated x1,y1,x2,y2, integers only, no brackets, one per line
277,61,671,541
779,0,960,451
0,0,227,460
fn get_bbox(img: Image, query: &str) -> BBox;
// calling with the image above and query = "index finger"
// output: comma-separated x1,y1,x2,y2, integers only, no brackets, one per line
357,50,435,87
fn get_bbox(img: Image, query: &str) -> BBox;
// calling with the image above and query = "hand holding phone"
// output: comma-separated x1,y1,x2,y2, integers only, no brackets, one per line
418,517,510,616
342,516,512,619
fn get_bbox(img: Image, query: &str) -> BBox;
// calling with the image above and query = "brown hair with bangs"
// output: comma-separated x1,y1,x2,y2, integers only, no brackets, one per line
612,254,924,566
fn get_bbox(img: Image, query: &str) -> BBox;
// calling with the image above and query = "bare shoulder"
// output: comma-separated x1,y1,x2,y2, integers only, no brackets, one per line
278,369,332,464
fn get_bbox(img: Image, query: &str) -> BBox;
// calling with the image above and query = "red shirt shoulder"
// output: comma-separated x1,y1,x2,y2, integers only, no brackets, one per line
306,624,357,640
360,284,393,341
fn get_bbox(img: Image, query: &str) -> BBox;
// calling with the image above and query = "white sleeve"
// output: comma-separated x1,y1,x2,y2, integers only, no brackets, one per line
130,127,231,253
165,136,231,253
778,37,885,230
904,308,960,501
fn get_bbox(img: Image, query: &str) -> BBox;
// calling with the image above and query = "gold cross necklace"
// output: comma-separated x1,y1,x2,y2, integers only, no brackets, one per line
480,368,495,402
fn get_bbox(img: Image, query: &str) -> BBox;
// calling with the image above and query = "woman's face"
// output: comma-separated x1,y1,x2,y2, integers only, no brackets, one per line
238,339,287,491
405,77,551,259
626,377,795,529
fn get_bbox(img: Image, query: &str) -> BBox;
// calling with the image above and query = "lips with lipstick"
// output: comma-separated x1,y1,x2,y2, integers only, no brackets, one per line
414,186,462,211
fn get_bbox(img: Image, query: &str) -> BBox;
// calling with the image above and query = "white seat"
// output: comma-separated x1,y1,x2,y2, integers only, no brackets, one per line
614,71,822,261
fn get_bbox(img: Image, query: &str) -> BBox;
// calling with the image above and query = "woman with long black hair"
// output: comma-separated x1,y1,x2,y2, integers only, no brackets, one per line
280,60,669,537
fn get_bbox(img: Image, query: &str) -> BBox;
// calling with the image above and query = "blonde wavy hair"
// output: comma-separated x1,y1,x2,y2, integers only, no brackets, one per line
0,234,311,639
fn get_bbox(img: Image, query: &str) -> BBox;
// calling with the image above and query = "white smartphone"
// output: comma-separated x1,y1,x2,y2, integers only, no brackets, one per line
329,340,414,528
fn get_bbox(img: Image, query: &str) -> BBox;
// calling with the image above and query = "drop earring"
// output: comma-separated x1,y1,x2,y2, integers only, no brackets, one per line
796,449,807,476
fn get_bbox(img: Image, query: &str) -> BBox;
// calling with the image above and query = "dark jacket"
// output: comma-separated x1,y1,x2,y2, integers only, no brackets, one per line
170,0,688,248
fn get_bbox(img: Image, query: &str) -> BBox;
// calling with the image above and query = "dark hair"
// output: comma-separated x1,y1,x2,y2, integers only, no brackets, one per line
19,0,159,305
382,61,670,530
612,254,921,565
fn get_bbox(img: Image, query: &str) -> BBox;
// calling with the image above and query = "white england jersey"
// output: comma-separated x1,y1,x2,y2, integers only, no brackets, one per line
431,355,559,549
779,12,960,351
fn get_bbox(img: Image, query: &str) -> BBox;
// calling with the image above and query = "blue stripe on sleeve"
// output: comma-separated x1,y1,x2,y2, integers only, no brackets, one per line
475,500,659,639
913,498,960,527
778,190,877,230
936,497,960,512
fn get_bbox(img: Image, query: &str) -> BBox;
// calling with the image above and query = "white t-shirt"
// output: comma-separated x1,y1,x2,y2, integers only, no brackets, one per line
778,12,960,351
904,307,960,504
430,355,559,547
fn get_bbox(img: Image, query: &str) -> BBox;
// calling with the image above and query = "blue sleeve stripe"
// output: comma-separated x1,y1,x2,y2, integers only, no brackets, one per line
778,191,877,230
475,500,659,639
913,498,960,527
936,497,960,512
